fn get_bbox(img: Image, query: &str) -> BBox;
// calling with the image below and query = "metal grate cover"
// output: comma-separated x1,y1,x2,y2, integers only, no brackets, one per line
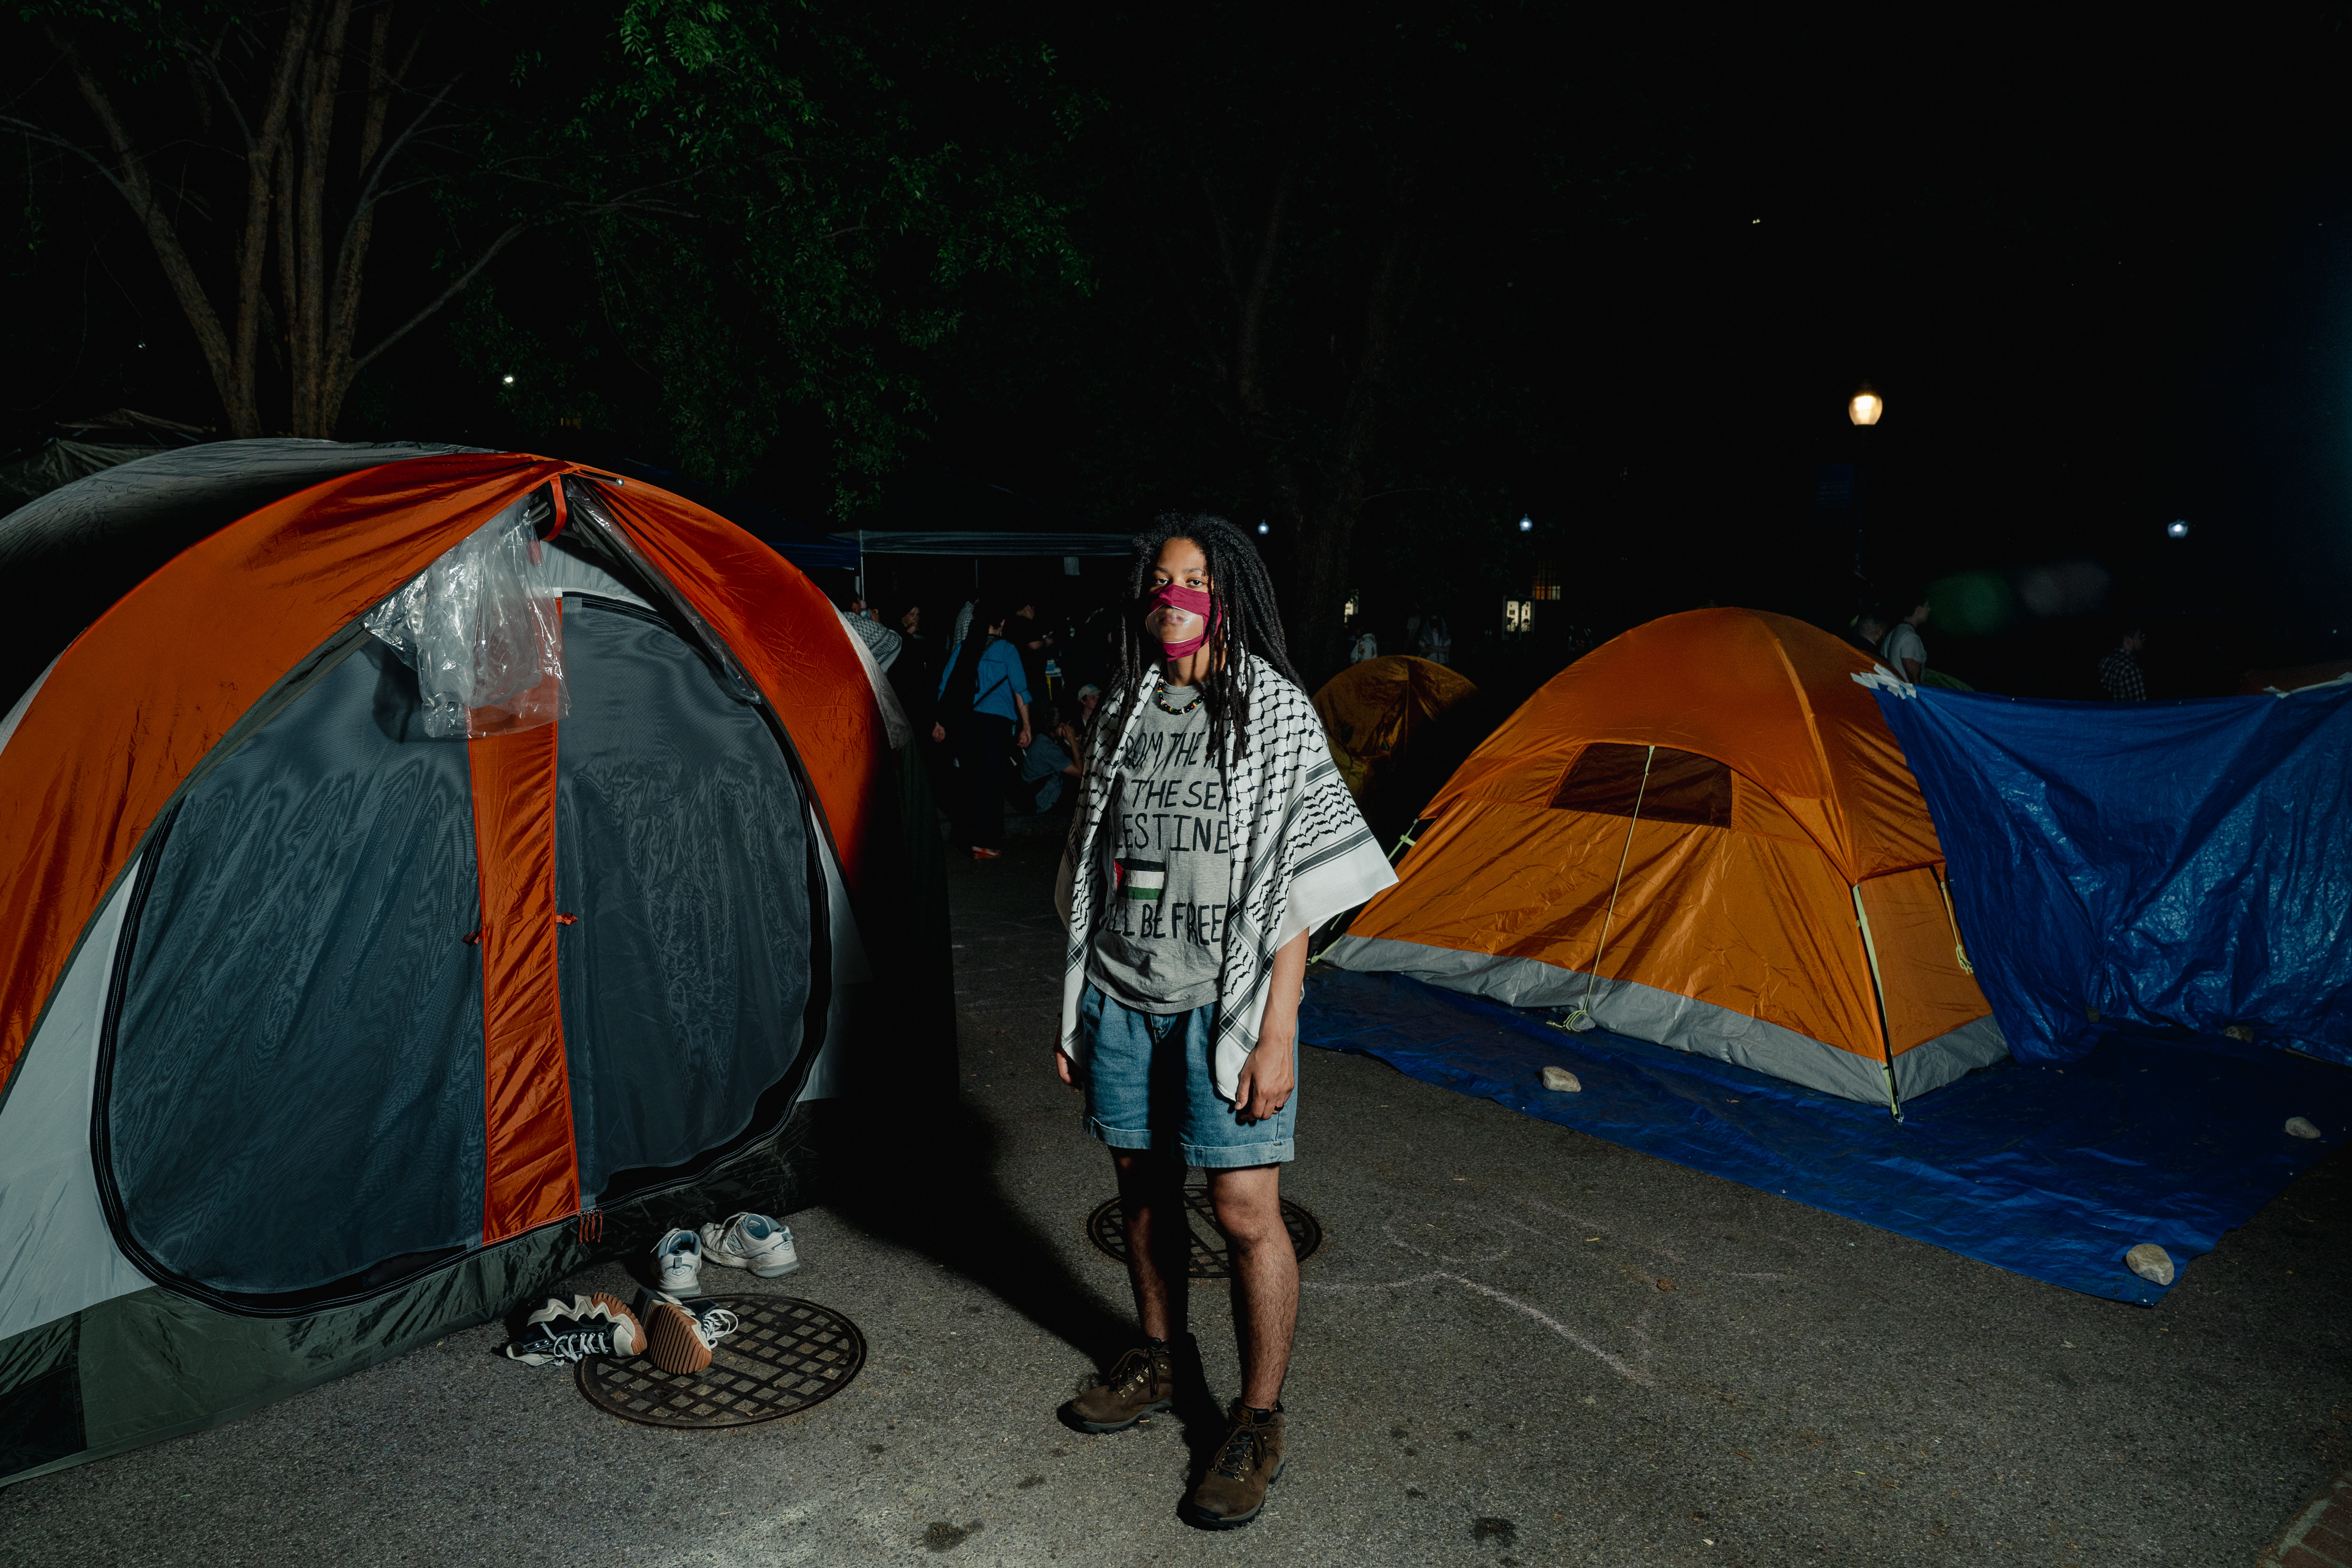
575,1295,866,1429
1087,1189,1322,1278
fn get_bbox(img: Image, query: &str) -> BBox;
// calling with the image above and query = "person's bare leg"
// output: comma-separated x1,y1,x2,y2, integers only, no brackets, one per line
1207,1164,1296,1408
1114,1150,1191,1340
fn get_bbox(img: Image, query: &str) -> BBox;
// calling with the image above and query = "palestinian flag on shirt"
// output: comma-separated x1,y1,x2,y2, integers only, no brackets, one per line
1117,858,1166,901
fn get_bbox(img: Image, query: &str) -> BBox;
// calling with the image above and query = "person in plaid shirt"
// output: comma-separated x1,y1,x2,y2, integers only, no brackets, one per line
2098,628,2148,700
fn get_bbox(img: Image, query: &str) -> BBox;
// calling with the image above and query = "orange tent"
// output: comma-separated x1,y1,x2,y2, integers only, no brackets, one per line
1311,654,1478,804
1324,609,2003,1107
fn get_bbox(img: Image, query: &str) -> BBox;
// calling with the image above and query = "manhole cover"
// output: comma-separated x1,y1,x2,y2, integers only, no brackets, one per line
575,1296,866,1429
1086,1189,1322,1277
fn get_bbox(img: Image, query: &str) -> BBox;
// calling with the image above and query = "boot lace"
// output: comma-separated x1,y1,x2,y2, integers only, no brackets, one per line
1100,1345,1161,1398
1213,1416,1267,1480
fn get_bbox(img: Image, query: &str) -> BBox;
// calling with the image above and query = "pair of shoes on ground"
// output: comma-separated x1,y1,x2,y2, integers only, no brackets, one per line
652,1211,799,1296
501,1289,741,1378
1058,1335,1286,1530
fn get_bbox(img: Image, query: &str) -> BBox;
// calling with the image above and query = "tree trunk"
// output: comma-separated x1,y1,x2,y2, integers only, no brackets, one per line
1274,166,1428,684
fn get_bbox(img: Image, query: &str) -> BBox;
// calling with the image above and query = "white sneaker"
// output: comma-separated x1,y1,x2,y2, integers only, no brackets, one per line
653,1227,703,1295
637,1289,742,1376
699,1212,799,1278
502,1294,643,1365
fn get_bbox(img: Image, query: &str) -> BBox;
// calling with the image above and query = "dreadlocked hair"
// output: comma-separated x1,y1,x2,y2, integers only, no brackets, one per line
1104,512,1302,768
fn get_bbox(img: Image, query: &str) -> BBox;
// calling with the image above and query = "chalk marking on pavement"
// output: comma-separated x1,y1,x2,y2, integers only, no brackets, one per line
1303,1270,1654,1386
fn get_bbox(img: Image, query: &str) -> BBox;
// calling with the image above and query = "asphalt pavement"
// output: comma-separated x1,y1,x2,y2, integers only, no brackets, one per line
4,832,2348,1567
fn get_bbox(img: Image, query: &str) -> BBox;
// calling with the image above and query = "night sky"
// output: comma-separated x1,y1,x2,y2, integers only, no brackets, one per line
9,7,2352,696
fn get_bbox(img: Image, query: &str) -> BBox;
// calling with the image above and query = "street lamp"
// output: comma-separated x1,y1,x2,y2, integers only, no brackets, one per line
1518,514,1534,533
1846,383,1883,582
2167,519,2189,539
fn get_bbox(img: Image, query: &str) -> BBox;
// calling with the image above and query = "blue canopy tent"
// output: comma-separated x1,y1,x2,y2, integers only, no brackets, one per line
1861,672,2352,1067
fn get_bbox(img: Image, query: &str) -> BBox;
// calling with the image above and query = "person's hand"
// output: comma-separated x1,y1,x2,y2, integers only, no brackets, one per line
1231,1032,1296,1122
930,721,946,743
1017,726,1033,749
1054,1047,1077,1087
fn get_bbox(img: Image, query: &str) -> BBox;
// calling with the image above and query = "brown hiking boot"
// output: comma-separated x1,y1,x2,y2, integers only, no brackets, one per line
1186,1401,1286,1528
1060,1339,1179,1433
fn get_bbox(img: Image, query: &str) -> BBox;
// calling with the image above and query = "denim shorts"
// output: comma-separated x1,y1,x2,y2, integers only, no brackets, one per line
1079,985,1296,1168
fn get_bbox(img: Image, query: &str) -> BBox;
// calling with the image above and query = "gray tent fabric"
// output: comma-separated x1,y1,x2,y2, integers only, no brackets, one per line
554,598,813,1206
1324,934,2010,1104
103,640,488,1300
0,442,159,511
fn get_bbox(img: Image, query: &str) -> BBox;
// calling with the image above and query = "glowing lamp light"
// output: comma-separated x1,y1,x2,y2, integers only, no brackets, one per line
1256,520,1270,535
1848,385,1883,427
501,374,516,385
2167,519,2189,539
1518,514,1534,533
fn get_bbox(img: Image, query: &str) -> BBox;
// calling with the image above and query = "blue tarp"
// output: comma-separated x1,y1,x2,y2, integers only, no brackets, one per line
1300,967,2351,1303
1869,680,2352,1067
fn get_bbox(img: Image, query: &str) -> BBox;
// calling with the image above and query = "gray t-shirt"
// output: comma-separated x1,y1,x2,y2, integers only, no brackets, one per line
1880,622,1926,676
1085,694,1233,1015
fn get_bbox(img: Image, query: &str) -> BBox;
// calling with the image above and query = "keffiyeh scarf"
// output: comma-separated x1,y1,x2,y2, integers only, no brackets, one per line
1056,654,1396,1099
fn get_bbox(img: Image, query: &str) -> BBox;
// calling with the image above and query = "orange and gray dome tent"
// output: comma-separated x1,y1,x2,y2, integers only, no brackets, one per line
0,441,948,1485
1323,609,2004,1107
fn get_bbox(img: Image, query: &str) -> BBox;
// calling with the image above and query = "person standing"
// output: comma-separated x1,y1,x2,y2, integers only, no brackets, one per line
1416,611,1453,666
2098,627,2148,700
933,602,1032,860
1053,515,1394,1529
1879,596,1930,683
1849,607,1891,659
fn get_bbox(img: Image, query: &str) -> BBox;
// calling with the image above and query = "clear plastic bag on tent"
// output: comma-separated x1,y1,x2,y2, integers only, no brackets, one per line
363,495,569,739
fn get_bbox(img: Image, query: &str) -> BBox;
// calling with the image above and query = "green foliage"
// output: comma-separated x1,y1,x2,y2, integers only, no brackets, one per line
458,0,1088,511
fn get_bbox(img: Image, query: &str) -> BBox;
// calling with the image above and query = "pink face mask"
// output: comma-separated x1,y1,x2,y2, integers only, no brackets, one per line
1147,581,1218,659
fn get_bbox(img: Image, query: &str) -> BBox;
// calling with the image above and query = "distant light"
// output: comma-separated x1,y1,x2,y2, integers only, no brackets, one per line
1751,218,1761,225
1518,515,1534,533
501,374,515,385
1256,519,1269,535
1848,384,1883,427
2167,519,2189,539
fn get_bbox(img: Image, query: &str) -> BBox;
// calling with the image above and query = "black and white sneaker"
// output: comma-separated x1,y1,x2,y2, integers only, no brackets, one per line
636,1289,742,1376
502,1294,644,1365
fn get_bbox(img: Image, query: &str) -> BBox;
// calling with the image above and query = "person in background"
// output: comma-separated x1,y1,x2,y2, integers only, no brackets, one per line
2098,627,2148,701
1011,601,1054,705
889,603,936,733
840,595,902,670
1349,629,1379,663
1850,607,1890,659
1879,597,1930,683
1017,705,1084,813
933,601,1033,860
1416,612,1453,666
1074,683,1103,729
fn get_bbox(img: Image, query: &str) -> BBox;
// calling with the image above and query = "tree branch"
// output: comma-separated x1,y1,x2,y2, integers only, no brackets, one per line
43,27,239,421
343,217,532,380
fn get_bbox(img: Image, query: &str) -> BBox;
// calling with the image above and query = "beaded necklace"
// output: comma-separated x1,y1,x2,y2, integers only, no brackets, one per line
1152,675,1205,716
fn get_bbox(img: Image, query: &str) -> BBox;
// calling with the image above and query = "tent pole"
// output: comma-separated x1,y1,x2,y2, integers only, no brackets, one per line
1561,745,1654,1032
1851,883,1904,1121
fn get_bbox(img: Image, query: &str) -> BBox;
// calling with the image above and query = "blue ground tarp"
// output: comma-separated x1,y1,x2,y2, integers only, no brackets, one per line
1300,967,2350,1303
1869,679,2352,1067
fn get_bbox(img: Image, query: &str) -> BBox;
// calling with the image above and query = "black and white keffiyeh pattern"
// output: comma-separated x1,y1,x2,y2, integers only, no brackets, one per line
1056,654,1396,1099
